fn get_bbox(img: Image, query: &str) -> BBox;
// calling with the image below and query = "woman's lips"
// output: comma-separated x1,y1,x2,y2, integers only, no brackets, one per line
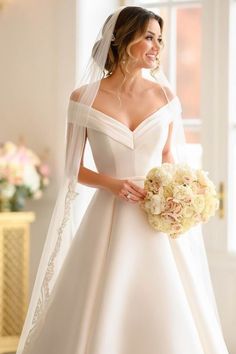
146,53,157,61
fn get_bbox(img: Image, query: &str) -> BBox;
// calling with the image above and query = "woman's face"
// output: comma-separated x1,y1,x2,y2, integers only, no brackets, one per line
129,19,162,69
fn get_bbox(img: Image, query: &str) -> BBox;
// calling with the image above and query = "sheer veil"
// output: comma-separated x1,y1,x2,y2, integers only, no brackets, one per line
16,5,221,354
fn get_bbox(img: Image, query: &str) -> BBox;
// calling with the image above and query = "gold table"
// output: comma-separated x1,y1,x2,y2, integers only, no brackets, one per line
0,212,35,353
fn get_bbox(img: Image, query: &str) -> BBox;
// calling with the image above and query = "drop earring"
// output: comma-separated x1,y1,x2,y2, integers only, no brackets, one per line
156,55,160,70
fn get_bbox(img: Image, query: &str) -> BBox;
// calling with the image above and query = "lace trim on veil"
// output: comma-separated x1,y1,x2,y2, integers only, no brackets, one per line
24,178,78,348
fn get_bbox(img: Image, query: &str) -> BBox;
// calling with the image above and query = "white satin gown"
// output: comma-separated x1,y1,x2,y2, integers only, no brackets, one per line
25,96,229,354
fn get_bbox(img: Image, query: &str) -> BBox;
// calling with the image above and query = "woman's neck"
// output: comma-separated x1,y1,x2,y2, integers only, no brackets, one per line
103,66,145,95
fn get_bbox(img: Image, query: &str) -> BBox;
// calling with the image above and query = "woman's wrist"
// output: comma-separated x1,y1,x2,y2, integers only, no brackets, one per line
78,165,117,192
162,151,175,163
99,173,117,192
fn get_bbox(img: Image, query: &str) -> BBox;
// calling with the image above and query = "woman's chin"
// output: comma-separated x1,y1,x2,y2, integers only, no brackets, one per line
142,61,157,70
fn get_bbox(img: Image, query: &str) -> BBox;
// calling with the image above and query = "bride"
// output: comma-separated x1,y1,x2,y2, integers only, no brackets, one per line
16,6,229,354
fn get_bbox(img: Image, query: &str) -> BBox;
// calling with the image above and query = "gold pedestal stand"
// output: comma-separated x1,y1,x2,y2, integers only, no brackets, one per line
0,212,35,353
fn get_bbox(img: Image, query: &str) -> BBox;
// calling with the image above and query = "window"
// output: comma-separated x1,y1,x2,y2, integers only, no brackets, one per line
139,0,203,167
132,0,235,250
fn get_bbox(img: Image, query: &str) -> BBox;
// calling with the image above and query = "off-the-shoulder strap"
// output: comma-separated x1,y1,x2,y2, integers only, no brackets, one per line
159,85,172,104
67,100,90,126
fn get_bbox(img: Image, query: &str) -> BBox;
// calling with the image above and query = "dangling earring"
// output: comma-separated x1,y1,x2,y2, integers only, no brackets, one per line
156,54,160,70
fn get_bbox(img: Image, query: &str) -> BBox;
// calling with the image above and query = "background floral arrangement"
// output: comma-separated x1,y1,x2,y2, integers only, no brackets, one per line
0,141,50,211
140,163,219,238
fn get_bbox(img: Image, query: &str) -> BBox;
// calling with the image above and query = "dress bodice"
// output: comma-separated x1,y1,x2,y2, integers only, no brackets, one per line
68,97,181,179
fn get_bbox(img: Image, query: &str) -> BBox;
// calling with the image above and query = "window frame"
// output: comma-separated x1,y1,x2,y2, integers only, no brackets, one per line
123,0,235,254
138,0,203,147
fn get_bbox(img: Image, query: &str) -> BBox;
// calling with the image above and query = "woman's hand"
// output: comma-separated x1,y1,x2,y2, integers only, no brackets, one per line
78,166,146,203
108,178,147,203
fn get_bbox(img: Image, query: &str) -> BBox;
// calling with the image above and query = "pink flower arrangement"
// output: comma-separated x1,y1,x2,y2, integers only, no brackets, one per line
140,163,219,238
0,141,50,211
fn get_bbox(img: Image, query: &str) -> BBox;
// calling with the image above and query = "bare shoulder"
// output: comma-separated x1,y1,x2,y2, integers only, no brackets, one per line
161,85,175,101
70,84,88,101
149,81,175,101
70,89,81,101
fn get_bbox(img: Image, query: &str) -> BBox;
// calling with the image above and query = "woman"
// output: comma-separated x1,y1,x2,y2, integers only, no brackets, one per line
17,6,229,354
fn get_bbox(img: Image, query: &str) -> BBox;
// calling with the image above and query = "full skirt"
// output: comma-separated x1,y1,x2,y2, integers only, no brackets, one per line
24,186,229,354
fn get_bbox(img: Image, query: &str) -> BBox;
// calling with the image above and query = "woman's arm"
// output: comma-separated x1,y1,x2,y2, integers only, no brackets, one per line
162,122,175,163
69,89,120,195
160,85,175,163
78,165,117,192
78,164,146,203
77,130,146,203
76,129,115,191
70,88,146,202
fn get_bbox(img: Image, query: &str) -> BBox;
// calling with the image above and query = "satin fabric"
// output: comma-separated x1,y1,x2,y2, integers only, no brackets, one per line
23,97,229,354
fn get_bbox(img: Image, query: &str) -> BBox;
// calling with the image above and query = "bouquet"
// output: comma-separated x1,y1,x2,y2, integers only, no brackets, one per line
140,163,219,238
0,141,50,211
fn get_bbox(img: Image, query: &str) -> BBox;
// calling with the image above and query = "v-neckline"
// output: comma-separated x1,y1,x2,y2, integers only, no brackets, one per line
70,96,177,134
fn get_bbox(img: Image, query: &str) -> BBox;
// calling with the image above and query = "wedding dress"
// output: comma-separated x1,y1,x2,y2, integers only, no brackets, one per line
23,95,229,354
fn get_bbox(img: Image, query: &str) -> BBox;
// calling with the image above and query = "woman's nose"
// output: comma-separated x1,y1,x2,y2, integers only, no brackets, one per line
152,39,160,50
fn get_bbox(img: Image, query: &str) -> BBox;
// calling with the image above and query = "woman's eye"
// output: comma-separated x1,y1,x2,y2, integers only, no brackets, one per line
158,38,163,43
146,36,153,41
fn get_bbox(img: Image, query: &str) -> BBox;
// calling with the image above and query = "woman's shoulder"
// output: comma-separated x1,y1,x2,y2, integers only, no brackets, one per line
70,89,80,102
145,80,175,102
70,85,88,102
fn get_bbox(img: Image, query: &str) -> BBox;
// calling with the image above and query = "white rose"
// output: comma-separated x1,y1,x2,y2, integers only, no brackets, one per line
173,185,193,202
182,206,195,218
192,195,205,213
146,194,164,215
23,165,40,192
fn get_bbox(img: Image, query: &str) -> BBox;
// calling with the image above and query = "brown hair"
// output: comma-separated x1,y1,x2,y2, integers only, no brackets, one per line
92,6,164,76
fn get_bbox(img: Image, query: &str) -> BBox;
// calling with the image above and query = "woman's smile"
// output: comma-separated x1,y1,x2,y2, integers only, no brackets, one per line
145,52,158,62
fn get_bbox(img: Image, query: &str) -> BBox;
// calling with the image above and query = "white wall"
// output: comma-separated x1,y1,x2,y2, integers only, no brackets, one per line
0,0,118,290
76,0,120,80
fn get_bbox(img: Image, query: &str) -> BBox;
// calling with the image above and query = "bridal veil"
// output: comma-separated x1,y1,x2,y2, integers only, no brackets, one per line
16,6,220,354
